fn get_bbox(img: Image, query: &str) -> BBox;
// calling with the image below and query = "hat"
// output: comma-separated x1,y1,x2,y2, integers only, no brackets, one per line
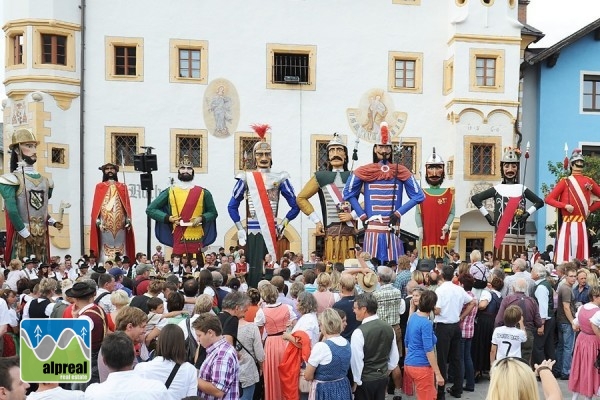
65,282,96,299
357,272,377,293
108,267,124,277
327,133,346,150
122,256,130,264
99,162,120,173
376,121,391,146
426,147,445,166
570,149,584,164
251,124,271,155
417,259,435,272
79,264,89,270
435,257,444,264
178,154,194,169
96,266,107,274
501,147,520,163
136,264,152,275
343,258,359,269
10,128,39,150
24,258,38,265
38,264,49,269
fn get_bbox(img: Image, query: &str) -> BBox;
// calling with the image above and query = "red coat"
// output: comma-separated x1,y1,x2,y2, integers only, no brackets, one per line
278,331,312,400
90,181,135,258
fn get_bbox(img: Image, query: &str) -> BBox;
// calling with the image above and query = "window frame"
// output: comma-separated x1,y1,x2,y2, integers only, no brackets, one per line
40,33,67,65
114,45,137,76
32,25,76,71
169,39,208,84
266,44,317,91
234,131,272,174
463,135,502,181
105,36,144,82
46,143,69,169
388,51,423,94
582,73,600,113
443,57,454,95
170,129,208,174
469,48,505,93
104,127,145,172
6,30,26,68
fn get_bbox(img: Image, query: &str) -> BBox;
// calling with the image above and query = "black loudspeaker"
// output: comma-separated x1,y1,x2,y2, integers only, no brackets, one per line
133,154,158,172
140,173,153,190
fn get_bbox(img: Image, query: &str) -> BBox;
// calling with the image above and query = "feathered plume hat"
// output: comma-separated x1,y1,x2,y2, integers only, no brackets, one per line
251,124,271,155
376,122,390,146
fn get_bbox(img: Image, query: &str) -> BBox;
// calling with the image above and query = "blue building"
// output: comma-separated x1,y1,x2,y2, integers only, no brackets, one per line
522,18,600,249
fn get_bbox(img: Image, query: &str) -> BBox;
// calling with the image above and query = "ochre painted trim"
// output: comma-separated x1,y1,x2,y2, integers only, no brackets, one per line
4,75,80,86
3,19,81,31
445,98,519,108
448,34,521,46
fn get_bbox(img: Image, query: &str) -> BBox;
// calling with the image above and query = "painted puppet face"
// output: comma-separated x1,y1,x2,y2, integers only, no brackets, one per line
328,145,347,169
374,144,392,162
425,164,444,186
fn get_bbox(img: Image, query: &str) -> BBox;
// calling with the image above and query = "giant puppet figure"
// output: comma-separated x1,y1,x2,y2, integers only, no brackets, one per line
146,155,218,259
228,124,300,288
471,147,544,261
0,128,62,262
415,148,455,259
90,163,135,261
545,149,600,263
297,134,356,263
343,122,425,263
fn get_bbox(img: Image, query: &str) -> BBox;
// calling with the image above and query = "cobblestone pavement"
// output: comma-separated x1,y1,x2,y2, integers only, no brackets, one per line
384,376,572,399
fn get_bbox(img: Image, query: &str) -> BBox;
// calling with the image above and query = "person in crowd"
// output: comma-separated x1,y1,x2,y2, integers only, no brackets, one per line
5,259,26,292
287,291,320,347
85,331,169,399
313,273,340,315
434,265,476,399
469,250,490,301
472,275,503,382
0,357,29,399
193,313,240,400
554,264,578,379
271,276,298,318
405,289,444,400
109,289,129,325
531,264,556,367
502,258,535,297
490,305,527,364
333,273,360,340
486,358,561,400
350,292,399,400
27,278,57,318
568,285,600,400
254,283,295,400
457,273,478,393
244,288,261,324
304,308,353,399
134,324,197,400
573,268,590,307
27,381,84,399
494,278,542,364
393,255,412,298
237,300,265,400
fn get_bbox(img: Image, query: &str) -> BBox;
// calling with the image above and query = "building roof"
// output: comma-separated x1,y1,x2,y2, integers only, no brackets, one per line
526,18,600,65
521,22,544,41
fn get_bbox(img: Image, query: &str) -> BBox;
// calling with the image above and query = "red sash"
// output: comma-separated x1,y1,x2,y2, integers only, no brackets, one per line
172,187,202,246
494,196,520,249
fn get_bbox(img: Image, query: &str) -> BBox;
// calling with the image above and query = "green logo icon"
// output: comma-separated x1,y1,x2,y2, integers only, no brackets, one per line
20,319,91,383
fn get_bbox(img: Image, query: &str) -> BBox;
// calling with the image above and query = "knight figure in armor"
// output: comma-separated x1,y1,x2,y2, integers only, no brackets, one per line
0,128,62,262
228,124,300,288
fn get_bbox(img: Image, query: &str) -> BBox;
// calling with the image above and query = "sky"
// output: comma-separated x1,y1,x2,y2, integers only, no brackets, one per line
0,1,599,100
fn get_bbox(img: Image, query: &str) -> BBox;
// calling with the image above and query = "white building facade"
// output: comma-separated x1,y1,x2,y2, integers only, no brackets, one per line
2,0,529,261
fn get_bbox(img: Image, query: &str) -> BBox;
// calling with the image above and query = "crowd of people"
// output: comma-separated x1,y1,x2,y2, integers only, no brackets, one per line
0,244,598,400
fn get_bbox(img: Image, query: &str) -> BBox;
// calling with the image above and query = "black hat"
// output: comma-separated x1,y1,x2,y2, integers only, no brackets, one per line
38,264,49,269
25,258,38,265
417,259,435,272
79,264,89,269
122,256,130,264
435,257,444,264
65,282,96,298
96,266,107,274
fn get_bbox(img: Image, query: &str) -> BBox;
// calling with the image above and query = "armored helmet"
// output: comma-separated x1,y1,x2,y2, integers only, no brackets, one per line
10,128,38,150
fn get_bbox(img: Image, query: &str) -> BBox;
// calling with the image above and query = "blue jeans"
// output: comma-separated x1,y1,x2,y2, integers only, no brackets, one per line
556,323,575,375
240,383,255,400
460,338,475,390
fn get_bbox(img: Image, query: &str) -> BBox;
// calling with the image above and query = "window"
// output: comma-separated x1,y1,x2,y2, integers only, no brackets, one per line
234,131,272,173
471,144,494,175
388,52,423,93
266,44,317,90
583,74,600,112
114,46,137,76
447,157,454,178
391,142,417,172
177,136,202,167
105,127,145,172
51,148,65,164
11,34,24,65
469,49,505,92
170,39,208,84
582,144,600,157
476,57,496,86
315,141,329,172
105,37,144,81
443,58,454,95
179,49,201,78
41,34,67,65
170,129,208,173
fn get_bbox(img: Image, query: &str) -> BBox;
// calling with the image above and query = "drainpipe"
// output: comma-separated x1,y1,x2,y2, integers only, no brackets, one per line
79,0,86,255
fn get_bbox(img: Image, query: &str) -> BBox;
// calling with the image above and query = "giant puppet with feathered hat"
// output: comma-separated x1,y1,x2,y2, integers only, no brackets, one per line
415,147,456,259
0,128,63,263
342,121,425,264
297,132,358,263
545,145,600,263
146,154,218,261
227,123,300,288
471,142,544,261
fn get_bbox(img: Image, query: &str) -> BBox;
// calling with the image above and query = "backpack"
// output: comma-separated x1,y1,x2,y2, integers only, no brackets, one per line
184,317,198,365
472,263,488,289
50,301,69,318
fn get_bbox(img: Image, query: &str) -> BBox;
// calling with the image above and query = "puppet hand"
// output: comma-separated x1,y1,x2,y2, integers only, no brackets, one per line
315,221,325,235
53,221,64,231
517,211,530,223
485,214,495,227
237,230,247,246
192,216,203,227
565,204,574,213
389,212,400,226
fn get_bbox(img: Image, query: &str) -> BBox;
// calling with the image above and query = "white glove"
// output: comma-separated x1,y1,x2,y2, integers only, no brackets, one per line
237,229,247,246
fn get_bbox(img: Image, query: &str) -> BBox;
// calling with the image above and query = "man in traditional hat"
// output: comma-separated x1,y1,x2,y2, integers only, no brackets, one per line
0,128,62,263
297,133,356,263
545,149,600,263
416,148,455,259
343,122,425,264
228,124,300,289
147,154,218,261
90,163,135,262
471,147,544,261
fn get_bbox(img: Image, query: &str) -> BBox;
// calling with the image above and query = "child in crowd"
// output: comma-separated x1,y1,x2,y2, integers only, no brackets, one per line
145,297,167,351
490,305,527,364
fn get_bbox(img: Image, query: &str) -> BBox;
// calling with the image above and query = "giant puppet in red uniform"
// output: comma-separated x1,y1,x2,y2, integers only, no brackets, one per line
90,163,135,261
545,149,600,263
415,148,455,259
